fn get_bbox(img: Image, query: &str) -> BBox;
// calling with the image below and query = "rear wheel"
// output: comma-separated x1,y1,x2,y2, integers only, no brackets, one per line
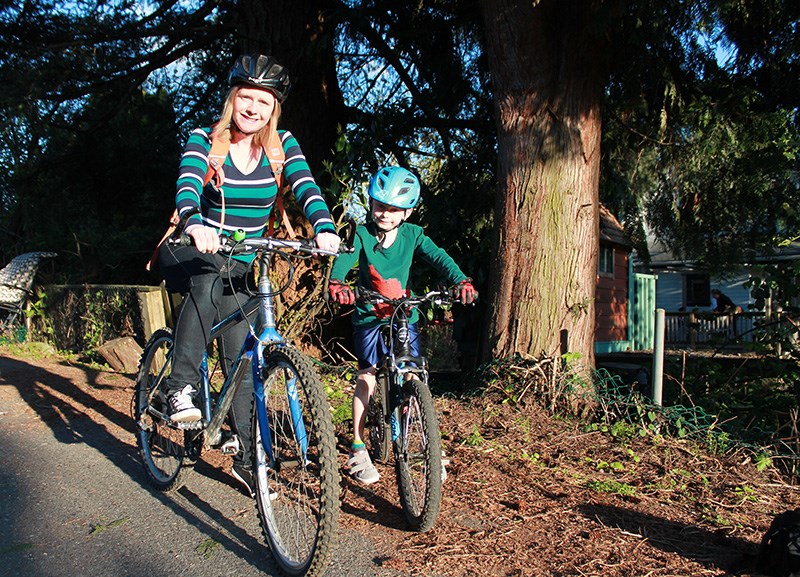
366,372,391,463
252,346,339,577
133,329,197,491
394,376,442,532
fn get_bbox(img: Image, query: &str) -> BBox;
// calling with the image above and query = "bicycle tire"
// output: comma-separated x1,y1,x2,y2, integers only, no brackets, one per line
394,376,442,532
366,372,391,463
133,328,197,491
251,345,339,577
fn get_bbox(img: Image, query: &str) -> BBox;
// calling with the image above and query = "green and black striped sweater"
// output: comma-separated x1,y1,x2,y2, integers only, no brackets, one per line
175,127,335,262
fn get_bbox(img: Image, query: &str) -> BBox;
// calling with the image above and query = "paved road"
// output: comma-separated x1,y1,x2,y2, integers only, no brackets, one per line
0,352,402,577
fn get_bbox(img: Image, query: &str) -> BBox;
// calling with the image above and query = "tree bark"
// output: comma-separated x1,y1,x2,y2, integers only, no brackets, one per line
479,0,609,369
237,0,346,180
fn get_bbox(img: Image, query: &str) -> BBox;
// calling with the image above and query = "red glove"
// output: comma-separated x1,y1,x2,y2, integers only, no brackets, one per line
328,280,355,305
456,280,477,304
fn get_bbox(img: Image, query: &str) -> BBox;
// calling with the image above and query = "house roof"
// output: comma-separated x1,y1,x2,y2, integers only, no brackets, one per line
599,205,632,248
633,229,800,272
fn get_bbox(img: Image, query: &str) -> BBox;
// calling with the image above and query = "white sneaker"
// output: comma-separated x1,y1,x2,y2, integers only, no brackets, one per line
168,385,201,422
348,449,380,484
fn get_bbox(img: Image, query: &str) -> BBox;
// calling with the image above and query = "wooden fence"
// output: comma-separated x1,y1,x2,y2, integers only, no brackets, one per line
663,311,763,346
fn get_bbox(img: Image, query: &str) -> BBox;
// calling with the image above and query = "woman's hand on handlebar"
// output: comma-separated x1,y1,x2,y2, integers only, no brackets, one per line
315,231,341,253
186,224,221,254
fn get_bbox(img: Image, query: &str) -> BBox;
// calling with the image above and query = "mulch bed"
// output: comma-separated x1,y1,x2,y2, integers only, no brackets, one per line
338,397,798,577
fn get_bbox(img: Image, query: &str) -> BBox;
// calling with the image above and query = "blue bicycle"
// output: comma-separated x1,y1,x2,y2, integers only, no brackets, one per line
133,233,342,577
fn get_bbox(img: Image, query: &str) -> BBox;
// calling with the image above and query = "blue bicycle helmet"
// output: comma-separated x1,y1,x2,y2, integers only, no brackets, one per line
228,54,291,102
367,166,420,209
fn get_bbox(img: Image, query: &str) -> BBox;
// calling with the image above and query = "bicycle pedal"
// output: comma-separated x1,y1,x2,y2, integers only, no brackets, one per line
173,420,205,431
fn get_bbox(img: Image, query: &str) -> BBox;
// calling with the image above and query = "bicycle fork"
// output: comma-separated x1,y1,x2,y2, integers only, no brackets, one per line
251,334,310,469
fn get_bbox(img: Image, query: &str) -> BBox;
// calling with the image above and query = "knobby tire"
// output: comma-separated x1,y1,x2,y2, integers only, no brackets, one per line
252,346,339,577
395,377,442,532
133,328,197,492
367,372,391,464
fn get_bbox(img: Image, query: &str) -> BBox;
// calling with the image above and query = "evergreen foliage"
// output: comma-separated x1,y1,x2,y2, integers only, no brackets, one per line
0,0,796,310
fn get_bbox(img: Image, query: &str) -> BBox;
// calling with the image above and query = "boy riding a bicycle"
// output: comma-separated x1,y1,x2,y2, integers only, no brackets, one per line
328,166,476,484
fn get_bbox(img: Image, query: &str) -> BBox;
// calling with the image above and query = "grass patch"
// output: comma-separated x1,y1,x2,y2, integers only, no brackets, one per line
586,479,637,497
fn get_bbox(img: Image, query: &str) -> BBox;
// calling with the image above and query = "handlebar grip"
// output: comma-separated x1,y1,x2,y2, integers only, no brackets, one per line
172,207,201,237
449,285,479,305
171,233,238,254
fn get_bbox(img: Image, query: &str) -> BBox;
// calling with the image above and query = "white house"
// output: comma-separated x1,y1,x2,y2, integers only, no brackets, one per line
631,234,800,313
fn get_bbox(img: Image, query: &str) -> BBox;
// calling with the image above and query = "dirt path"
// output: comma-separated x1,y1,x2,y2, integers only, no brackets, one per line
1,346,798,576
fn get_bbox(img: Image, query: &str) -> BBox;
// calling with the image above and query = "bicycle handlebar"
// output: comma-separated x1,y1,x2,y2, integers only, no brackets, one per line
171,232,352,257
169,207,354,258
355,286,476,307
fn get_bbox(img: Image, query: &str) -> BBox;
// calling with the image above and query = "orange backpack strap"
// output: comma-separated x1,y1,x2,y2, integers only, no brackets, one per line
145,211,181,271
265,130,297,239
205,136,230,188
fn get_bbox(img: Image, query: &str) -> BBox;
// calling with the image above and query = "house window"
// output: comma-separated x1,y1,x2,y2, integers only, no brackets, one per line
598,245,614,276
685,274,710,307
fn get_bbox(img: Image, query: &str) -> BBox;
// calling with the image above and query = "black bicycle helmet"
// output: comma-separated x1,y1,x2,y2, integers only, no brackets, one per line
228,54,291,102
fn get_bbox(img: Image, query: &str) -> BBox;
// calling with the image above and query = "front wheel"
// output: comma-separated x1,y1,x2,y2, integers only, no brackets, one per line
251,346,339,577
133,328,197,491
394,376,442,532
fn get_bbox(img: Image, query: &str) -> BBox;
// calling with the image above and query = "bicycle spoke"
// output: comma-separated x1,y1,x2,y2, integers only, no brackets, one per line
252,347,338,577
395,377,442,532
134,329,194,491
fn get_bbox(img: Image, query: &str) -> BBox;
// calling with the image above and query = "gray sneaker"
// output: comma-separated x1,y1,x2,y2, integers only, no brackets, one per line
168,385,201,423
347,449,380,484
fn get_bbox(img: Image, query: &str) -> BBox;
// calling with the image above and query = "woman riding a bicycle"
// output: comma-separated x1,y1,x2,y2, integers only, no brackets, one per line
156,53,340,495
328,165,476,485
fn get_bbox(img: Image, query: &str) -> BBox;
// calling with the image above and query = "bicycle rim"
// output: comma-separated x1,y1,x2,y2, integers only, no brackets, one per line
395,377,442,532
252,346,339,577
134,329,194,491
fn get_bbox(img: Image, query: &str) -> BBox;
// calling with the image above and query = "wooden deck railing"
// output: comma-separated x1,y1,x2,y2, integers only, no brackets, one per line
664,311,764,346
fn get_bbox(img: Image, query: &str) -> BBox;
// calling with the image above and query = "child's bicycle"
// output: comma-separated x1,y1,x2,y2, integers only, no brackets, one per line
357,286,475,532
133,231,346,577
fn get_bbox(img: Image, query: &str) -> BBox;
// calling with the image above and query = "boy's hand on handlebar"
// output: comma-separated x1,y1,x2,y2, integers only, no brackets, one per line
315,231,341,253
328,280,355,305
187,225,221,254
456,279,478,304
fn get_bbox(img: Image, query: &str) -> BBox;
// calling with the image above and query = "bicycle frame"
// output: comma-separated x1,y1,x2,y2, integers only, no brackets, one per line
373,303,430,446
150,247,307,469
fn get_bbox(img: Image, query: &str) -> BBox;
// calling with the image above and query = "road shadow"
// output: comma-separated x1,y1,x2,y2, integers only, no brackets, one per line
578,502,759,575
0,354,140,470
0,353,281,575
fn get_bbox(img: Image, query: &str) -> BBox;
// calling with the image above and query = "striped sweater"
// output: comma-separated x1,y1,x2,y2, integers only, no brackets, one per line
175,127,335,261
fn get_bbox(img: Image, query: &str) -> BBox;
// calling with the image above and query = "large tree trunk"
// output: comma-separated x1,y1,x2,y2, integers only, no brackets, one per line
237,0,346,181
479,0,609,371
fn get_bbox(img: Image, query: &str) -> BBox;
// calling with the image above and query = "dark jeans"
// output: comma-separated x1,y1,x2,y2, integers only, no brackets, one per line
158,242,255,464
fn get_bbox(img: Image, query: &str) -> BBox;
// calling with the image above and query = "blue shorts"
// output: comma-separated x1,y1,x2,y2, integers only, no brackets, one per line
353,323,421,370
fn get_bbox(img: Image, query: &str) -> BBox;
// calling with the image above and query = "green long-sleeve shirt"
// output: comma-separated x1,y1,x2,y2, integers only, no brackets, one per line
330,221,468,327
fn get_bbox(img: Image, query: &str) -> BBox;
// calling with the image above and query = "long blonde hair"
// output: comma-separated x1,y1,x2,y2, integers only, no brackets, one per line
210,85,283,149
